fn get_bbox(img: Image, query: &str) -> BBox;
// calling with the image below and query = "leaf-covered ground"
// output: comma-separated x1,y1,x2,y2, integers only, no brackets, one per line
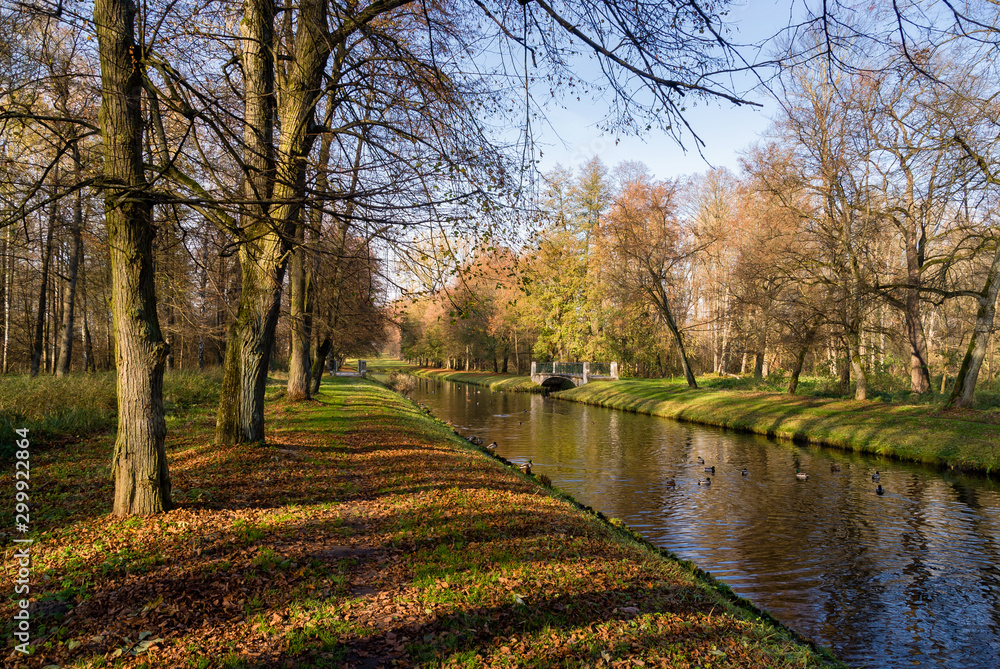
2,377,842,668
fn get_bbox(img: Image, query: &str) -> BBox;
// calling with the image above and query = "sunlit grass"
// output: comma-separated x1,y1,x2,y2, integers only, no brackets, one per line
558,377,1000,473
0,369,222,460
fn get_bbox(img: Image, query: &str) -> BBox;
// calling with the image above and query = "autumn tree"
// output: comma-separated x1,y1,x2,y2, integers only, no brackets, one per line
603,162,706,387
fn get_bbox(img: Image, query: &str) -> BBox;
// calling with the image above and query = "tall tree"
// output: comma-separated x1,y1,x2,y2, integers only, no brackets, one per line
94,0,172,515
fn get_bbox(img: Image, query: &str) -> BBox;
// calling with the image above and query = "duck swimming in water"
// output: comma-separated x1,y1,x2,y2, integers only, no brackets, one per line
876,484,885,495
741,468,749,477
872,471,881,481
698,477,711,486
830,463,842,472
704,466,715,473
697,456,705,464
796,470,809,480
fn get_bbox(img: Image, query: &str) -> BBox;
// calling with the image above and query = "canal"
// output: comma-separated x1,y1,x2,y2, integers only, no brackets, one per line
402,375,1000,668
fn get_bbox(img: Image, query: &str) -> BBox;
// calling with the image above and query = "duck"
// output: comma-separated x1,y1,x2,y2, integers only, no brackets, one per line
665,478,676,487
704,466,715,473
872,471,881,481
795,470,809,480
698,477,711,486
469,436,484,446
697,456,705,464
741,468,749,477
830,463,842,472
519,460,532,475
876,484,885,495
487,442,498,452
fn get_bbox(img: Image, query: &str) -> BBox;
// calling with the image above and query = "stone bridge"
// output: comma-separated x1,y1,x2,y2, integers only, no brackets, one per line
530,361,619,389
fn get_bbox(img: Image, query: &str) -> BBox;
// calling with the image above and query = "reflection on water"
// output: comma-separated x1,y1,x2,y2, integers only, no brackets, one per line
405,376,1000,668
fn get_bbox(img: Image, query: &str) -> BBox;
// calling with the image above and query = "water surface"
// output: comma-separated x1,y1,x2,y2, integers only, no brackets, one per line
404,376,1000,668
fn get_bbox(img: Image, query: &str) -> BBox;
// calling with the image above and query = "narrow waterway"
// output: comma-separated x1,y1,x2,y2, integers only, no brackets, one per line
403,375,1000,668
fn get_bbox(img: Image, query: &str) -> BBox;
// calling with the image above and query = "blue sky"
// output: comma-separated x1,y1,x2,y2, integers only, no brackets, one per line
530,0,792,181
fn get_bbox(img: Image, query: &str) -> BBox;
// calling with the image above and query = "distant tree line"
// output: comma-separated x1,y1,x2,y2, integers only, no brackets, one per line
398,22,1000,409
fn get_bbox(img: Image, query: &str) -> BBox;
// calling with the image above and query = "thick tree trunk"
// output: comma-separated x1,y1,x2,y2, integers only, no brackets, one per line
903,218,931,393
838,343,851,395
30,199,57,377
905,293,931,394
216,0,330,440
95,0,172,516
216,256,285,444
216,0,276,445
57,188,84,376
947,241,1000,408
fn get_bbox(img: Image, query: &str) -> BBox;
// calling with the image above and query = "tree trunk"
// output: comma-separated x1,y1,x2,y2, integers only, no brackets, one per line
95,0,172,516
947,240,1000,408
838,343,851,395
216,0,330,441
310,336,332,395
788,346,807,395
56,183,84,377
216,0,277,445
848,329,867,401
286,224,311,400
3,225,12,374
30,197,57,377
83,265,95,375
652,283,697,388
905,291,931,394
216,256,285,445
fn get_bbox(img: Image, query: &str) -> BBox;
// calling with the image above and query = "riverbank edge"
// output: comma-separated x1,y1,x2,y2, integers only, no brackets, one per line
367,376,844,665
556,380,1000,475
378,364,1000,474
382,365,545,393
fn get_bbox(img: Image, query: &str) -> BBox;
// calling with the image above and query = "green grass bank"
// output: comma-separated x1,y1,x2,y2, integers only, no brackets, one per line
2,374,840,668
370,361,1000,474
371,360,543,393
556,378,1000,474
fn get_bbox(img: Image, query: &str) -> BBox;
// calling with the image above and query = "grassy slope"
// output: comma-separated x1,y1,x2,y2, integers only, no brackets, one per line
557,379,1000,473
2,377,839,668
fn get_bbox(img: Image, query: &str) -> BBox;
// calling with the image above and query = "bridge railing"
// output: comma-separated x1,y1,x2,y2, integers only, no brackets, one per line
555,362,584,376
588,362,614,377
533,361,617,377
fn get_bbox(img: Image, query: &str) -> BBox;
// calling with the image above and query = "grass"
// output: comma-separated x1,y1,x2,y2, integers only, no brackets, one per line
0,374,840,668
0,369,222,461
556,377,1000,473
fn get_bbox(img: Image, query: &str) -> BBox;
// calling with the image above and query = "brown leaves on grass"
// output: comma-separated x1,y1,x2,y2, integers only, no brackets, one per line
2,380,838,668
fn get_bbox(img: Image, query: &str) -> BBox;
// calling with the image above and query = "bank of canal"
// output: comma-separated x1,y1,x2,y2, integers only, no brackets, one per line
402,373,1000,669
392,364,1000,473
